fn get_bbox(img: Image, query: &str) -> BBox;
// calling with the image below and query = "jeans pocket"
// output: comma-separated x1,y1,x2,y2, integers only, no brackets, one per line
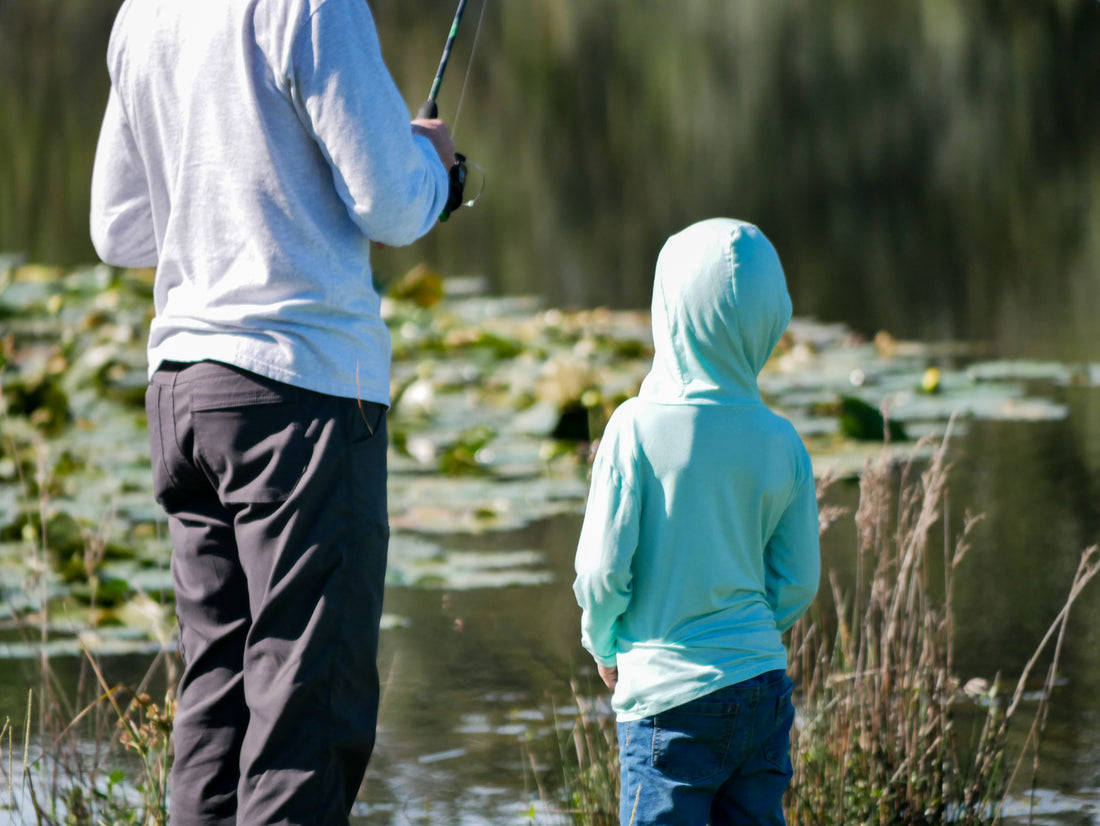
651,704,738,784
761,676,795,773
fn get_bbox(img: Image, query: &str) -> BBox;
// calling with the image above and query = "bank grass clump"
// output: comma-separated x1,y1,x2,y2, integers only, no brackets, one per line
524,679,619,826
1,580,176,826
3,678,174,826
786,431,1098,826
537,431,1098,826
559,681,619,826
1,413,176,826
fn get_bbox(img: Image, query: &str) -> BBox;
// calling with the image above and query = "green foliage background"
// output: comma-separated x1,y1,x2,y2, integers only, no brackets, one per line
2,0,1098,355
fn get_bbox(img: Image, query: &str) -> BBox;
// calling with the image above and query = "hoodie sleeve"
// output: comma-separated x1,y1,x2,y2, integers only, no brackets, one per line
573,442,641,669
765,453,821,632
288,0,448,246
90,87,158,268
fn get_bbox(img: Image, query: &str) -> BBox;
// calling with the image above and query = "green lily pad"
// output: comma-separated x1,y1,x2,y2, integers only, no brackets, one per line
387,533,552,590
1,262,1094,639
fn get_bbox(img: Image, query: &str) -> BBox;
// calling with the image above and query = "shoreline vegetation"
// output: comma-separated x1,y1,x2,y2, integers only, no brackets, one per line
2,262,1099,824
537,436,1098,826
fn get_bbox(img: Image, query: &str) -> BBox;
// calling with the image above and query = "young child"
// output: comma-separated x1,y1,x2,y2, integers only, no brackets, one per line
573,218,821,826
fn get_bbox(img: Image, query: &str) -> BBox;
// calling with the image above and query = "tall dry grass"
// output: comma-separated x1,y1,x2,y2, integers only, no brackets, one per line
0,414,176,826
540,431,1099,826
786,431,1098,826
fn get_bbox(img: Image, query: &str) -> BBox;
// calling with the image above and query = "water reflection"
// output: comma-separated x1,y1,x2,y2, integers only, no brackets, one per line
3,1,1098,357
364,408,1100,822
2,0,1099,820
359,515,587,823
3,413,1098,822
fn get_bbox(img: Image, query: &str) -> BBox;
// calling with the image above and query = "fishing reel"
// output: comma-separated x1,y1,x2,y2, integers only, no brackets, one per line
416,99,480,223
440,152,484,222
442,153,467,222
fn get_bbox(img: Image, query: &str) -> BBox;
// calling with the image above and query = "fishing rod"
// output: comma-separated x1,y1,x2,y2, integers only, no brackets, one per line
416,0,467,121
416,0,480,222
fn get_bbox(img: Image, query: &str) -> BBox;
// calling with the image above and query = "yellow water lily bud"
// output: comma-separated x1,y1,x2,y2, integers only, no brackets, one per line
921,366,941,394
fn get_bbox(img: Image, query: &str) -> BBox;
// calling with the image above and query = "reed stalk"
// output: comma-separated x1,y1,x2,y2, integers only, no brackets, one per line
540,430,1099,826
785,430,1098,826
0,409,175,826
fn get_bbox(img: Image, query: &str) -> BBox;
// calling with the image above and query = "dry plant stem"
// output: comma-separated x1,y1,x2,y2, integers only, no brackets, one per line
544,425,1096,826
526,747,551,819
790,429,996,825
4,714,13,809
995,544,1100,823
21,690,42,825
1004,546,1100,722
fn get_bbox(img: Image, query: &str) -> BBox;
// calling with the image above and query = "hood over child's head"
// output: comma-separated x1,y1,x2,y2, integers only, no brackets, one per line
639,218,792,405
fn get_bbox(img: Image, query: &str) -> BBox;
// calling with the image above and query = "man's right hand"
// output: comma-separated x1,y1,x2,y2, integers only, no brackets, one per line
411,119,457,170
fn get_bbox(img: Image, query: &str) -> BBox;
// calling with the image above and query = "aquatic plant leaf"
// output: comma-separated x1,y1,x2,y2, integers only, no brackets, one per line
0,263,1091,632
838,396,909,442
967,360,1081,384
0,635,172,660
69,574,131,607
393,548,552,590
1,372,72,433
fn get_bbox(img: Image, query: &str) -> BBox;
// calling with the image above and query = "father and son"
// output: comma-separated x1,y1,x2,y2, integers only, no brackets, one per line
89,1,821,824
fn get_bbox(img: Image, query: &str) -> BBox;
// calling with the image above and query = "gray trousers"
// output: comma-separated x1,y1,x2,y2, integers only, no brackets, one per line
147,361,389,826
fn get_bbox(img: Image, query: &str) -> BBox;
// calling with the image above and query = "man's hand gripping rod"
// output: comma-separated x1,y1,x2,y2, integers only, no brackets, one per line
417,0,472,222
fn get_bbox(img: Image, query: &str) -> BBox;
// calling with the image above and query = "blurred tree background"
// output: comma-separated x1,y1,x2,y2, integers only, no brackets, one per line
2,0,1098,357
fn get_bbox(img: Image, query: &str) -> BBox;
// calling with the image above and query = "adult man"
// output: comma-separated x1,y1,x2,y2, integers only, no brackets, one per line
90,0,454,823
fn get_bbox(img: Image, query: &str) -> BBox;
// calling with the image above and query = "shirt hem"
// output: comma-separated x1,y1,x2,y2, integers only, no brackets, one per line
148,344,391,404
612,656,790,722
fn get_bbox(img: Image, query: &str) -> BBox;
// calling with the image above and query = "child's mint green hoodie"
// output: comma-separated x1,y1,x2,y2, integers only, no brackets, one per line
573,218,821,722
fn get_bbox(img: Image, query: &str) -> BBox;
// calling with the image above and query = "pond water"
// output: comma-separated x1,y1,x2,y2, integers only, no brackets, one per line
366,413,1100,825
2,0,1099,822
2,273,1099,824
4,1,1099,362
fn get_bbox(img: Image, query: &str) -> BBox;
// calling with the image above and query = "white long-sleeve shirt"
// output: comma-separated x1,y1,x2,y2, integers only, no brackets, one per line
90,0,449,402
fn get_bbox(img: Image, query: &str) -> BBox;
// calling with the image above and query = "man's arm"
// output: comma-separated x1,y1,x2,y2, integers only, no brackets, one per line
289,0,450,246
90,88,158,268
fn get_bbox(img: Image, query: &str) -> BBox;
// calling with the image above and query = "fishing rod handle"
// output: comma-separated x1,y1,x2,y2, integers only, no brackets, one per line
415,99,439,120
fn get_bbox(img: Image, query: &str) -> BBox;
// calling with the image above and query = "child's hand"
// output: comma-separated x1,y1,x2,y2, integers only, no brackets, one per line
598,663,618,690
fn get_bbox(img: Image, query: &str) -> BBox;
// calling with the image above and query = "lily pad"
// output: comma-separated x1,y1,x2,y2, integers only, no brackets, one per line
967,360,1082,384
0,261,1093,636
387,534,553,590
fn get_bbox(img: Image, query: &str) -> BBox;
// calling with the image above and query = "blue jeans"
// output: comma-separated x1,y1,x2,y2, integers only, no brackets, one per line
617,670,795,826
